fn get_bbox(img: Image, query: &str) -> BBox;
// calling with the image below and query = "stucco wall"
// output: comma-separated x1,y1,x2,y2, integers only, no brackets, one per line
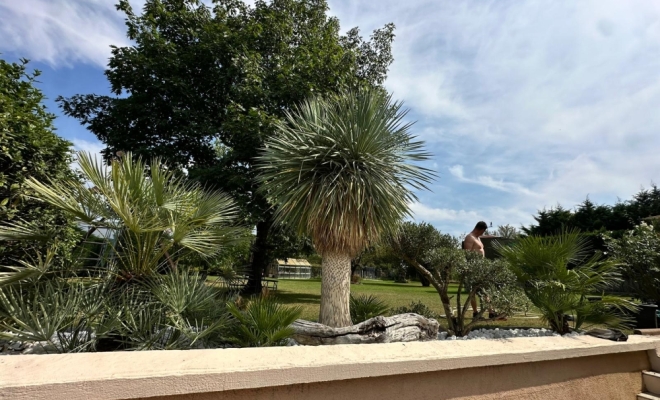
2,335,660,400
138,352,647,400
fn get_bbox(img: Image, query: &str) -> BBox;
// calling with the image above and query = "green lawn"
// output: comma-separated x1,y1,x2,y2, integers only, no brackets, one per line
272,278,547,330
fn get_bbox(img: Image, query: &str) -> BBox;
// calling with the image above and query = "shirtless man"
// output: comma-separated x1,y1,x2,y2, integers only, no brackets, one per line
462,221,495,318
462,221,488,256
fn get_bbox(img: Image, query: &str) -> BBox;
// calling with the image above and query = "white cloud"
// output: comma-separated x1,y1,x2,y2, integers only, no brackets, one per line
0,0,132,67
72,138,104,155
408,201,534,236
3,0,658,232
70,138,106,173
448,165,537,197
329,0,660,224
408,201,479,223
0,0,214,68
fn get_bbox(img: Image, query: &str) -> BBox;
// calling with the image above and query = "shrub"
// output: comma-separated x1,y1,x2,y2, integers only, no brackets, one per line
0,59,80,272
497,230,637,334
351,274,362,284
350,294,390,323
390,222,526,336
605,223,660,303
391,300,439,320
226,297,302,347
0,153,248,352
0,270,233,353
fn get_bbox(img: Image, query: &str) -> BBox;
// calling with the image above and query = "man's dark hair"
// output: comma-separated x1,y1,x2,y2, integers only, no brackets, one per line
475,221,488,231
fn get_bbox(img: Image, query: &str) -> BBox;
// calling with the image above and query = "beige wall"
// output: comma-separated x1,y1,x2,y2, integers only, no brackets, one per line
139,352,648,400
3,336,660,400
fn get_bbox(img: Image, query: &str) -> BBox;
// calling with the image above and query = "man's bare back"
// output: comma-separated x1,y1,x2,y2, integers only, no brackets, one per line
463,233,485,256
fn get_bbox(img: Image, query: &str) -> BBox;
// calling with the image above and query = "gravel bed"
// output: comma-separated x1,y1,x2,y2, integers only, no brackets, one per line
2,329,585,353
438,328,583,341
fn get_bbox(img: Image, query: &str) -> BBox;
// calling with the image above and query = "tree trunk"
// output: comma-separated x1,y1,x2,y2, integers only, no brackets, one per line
319,252,352,327
244,220,271,296
420,275,430,287
292,313,440,345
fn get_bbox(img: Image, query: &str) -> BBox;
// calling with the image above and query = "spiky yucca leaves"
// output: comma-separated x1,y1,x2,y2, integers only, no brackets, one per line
259,89,432,257
349,294,390,324
0,280,116,353
226,296,302,347
117,271,230,350
258,89,433,327
0,152,245,281
496,230,637,334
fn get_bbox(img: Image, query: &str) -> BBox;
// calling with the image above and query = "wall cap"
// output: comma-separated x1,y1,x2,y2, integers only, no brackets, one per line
2,335,660,400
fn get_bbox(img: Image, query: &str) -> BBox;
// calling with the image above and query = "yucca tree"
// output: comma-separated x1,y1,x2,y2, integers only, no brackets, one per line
0,152,244,282
496,230,637,334
258,89,433,327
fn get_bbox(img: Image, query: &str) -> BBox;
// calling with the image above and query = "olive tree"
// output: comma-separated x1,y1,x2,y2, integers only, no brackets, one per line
390,222,526,336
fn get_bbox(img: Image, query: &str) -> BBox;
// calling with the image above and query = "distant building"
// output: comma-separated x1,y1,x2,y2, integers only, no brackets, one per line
272,258,312,279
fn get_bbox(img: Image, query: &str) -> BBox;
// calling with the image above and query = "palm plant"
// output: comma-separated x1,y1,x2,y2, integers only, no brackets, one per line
116,271,231,350
258,88,433,327
350,294,390,324
0,153,246,352
0,152,244,282
496,230,637,334
226,296,302,347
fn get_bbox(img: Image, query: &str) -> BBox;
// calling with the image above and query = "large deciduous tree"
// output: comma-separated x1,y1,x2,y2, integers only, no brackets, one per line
58,0,395,294
258,89,433,327
0,58,79,269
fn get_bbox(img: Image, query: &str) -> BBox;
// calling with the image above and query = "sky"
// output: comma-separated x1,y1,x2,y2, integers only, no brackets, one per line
1,0,659,236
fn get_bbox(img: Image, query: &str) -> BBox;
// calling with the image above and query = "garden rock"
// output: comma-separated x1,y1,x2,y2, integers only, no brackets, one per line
291,313,440,346
437,328,584,341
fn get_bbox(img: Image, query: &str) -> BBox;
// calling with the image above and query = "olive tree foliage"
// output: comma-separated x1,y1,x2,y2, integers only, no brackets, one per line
58,0,397,294
389,222,526,336
605,223,660,302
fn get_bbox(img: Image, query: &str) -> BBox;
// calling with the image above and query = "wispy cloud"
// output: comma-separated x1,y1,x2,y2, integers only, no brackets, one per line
448,165,537,197
0,0,133,67
2,0,659,236
329,0,660,231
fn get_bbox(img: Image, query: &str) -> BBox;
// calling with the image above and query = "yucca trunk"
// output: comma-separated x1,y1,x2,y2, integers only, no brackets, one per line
319,252,352,327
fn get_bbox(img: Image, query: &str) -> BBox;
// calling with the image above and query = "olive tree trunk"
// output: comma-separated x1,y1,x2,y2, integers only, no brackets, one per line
319,251,352,327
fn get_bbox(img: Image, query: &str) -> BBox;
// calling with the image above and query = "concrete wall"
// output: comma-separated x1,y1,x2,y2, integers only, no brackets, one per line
2,335,659,400
141,352,647,400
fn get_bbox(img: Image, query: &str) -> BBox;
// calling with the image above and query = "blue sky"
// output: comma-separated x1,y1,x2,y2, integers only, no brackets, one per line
2,0,660,236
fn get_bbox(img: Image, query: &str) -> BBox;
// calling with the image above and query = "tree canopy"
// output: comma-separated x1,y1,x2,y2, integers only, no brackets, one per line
524,187,660,237
0,58,79,268
58,0,396,292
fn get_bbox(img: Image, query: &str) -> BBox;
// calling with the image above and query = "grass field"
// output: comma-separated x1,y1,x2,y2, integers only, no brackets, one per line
272,278,547,330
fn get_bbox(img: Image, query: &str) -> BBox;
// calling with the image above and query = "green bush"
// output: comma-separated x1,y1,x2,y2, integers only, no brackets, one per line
605,223,660,302
391,300,440,320
226,297,302,347
0,58,80,271
350,294,390,324
389,222,526,336
0,270,233,353
0,153,252,352
497,230,637,334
